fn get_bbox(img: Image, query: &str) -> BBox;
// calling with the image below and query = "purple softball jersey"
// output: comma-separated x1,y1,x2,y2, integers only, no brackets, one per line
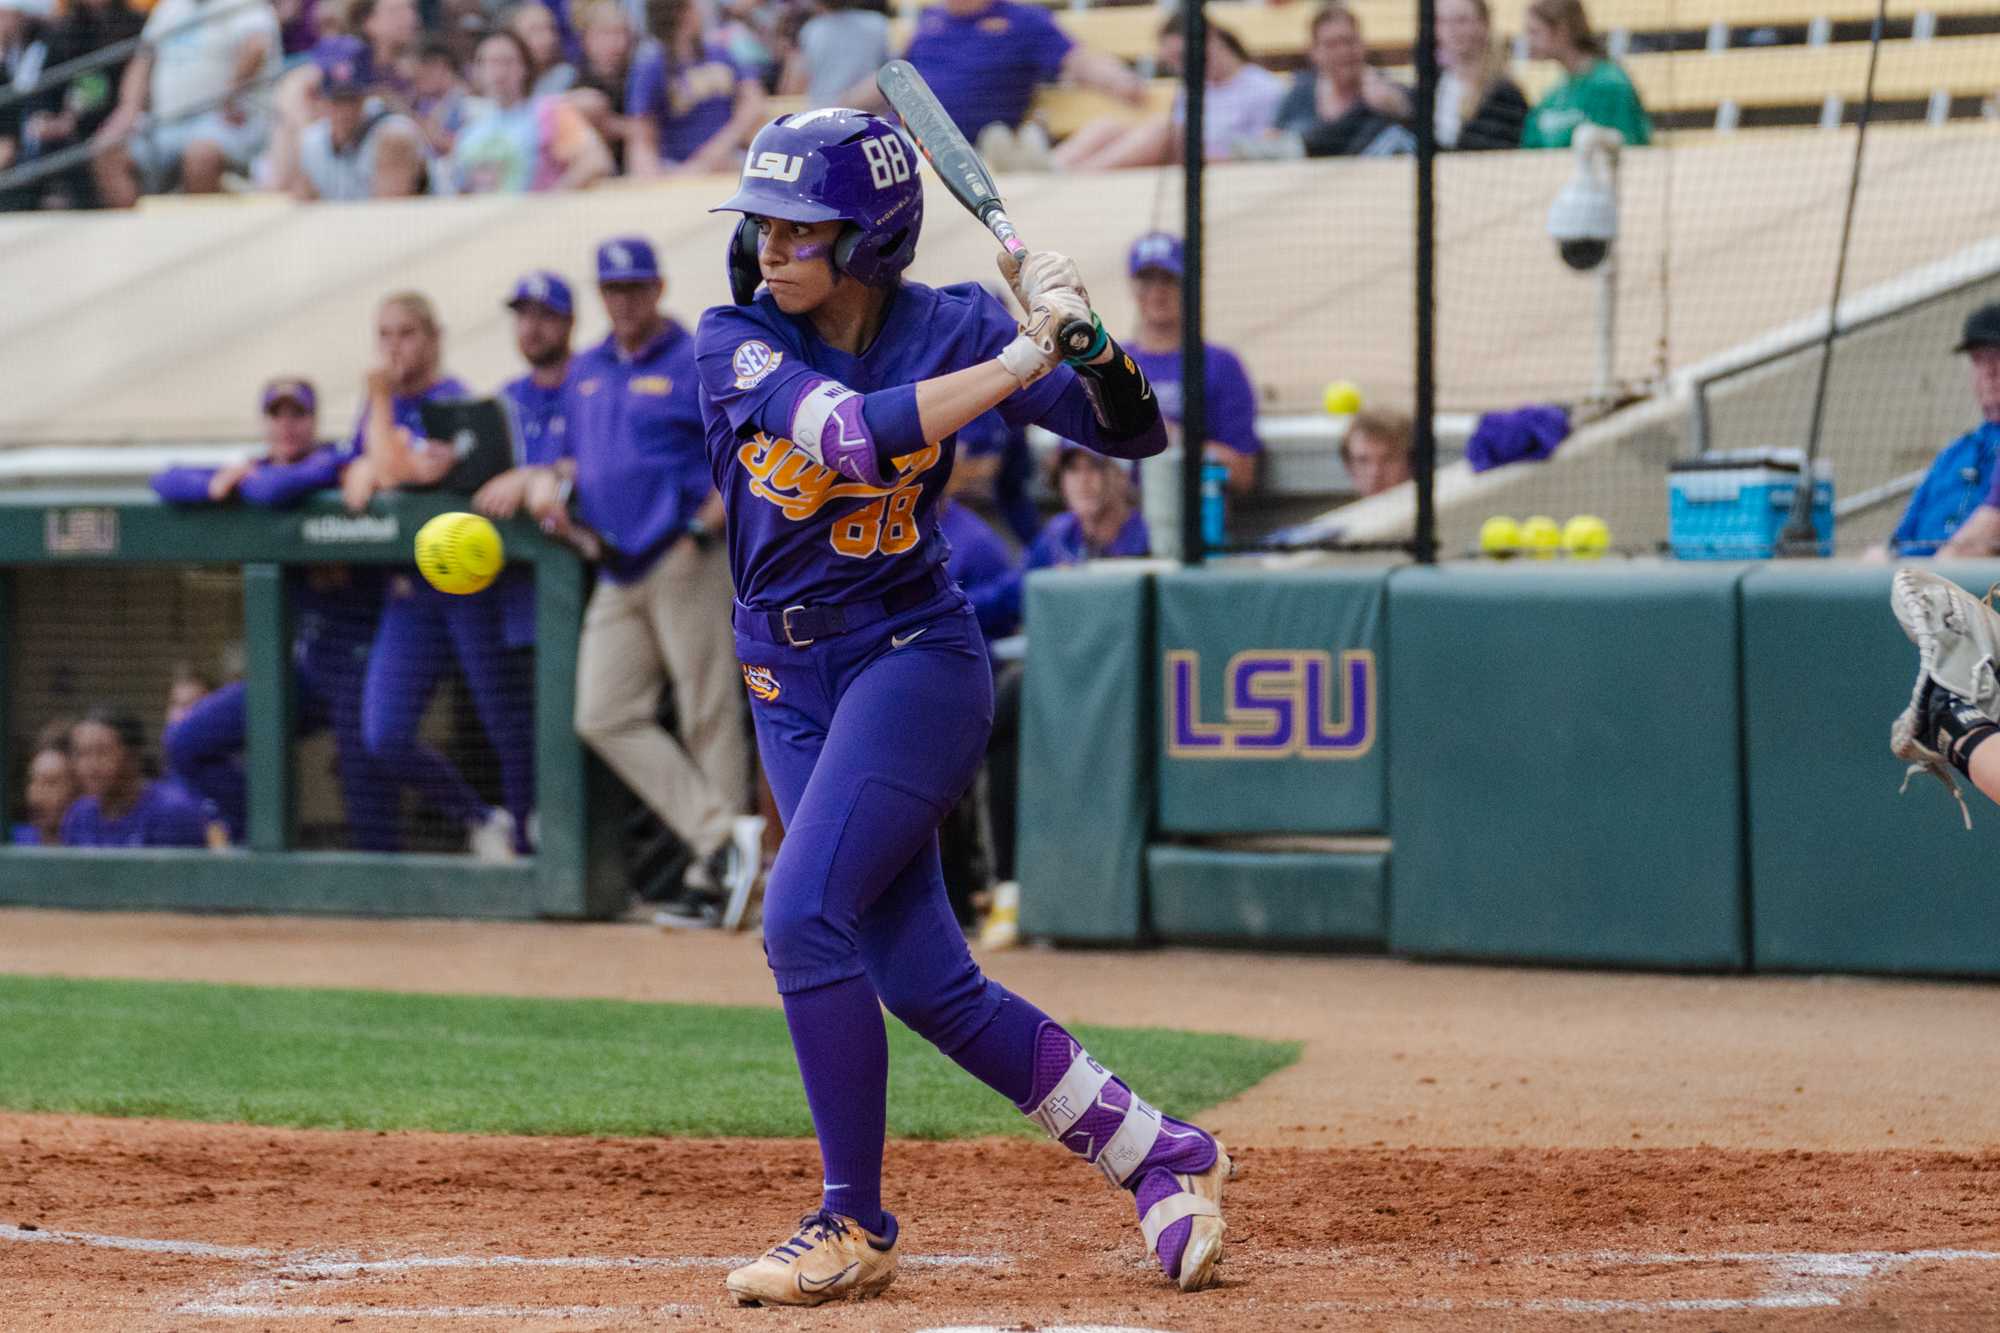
694,281,1160,612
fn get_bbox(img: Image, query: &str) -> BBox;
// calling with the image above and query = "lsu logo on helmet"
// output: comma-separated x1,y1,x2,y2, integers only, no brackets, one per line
744,151,805,182
742,664,781,702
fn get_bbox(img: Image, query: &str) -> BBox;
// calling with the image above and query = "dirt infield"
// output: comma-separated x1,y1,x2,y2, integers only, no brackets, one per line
5,908,2000,1329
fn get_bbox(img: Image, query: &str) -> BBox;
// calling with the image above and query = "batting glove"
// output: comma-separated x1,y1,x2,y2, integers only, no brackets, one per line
997,287,1091,388
996,249,1090,314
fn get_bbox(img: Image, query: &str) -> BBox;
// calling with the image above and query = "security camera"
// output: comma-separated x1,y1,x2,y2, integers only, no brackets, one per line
1547,125,1620,272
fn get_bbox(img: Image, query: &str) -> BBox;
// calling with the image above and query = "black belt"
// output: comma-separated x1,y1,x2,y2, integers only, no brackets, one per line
739,569,949,648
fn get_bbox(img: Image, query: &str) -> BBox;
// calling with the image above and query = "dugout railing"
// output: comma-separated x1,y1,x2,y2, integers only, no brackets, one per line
0,488,623,920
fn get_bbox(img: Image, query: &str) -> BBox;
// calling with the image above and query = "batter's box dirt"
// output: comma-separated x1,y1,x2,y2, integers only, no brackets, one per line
4,1114,2000,1330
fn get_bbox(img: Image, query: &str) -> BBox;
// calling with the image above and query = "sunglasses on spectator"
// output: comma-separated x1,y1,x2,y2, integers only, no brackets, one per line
265,401,313,418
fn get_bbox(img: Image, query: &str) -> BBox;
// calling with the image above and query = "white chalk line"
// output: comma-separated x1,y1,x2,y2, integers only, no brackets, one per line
0,1223,1006,1320
11,1224,2000,1320
1301,1246,2000,1315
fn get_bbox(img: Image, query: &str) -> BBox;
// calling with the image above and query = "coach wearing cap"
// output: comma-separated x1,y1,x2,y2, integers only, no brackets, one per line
1121,231,1263,495
1879,303,2000,559
525,236,760,922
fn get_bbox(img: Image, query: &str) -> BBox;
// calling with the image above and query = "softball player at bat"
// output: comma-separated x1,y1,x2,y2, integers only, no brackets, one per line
695,108,1229,1307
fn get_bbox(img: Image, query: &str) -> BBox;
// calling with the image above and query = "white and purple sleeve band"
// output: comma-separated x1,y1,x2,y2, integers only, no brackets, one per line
786,378,923,488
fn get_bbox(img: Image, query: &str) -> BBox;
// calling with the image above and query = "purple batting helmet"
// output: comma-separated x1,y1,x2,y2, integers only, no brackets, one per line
711,108,924,304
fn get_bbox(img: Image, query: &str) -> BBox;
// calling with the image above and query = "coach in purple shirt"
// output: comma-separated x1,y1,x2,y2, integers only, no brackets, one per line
1122,231,1263,495
525,236,760,926
60,711,209,849
848,0,1144,141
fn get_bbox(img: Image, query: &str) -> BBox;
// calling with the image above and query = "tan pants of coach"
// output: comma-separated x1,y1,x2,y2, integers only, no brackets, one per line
574,536,749,860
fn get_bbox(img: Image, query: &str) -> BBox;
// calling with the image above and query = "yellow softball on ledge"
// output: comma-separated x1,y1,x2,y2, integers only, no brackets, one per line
415,511,504,595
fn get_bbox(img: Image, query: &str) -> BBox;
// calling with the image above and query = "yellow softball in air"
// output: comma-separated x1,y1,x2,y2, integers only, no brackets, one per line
415,511,504,595
1322,379,1363,416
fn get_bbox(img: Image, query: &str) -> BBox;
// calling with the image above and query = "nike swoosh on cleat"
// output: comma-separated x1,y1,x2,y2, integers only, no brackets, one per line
890,629,927,648
798,1262,859,1293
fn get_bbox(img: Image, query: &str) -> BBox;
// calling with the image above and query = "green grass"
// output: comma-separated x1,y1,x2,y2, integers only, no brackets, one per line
0,974,1298,1139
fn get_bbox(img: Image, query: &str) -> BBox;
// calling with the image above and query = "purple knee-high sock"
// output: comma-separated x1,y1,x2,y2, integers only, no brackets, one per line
781,975,889,1235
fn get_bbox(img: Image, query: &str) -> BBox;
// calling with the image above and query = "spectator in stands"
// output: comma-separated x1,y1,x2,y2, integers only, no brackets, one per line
1368,0,1526,150
1342,408,1414,497
567,0,638,168
15,0,145,209
409,37,473,156
443,28,611,192
267,0,418,187
1520,0,1650,148
90,0,283,205
344,292,528,860
1053,19,1284,172
288,35,427,200
861,0,1144,168
152,376,404,849
13,737,76,846
1898,305,2000,559
522,236,763,928
712,0,783,88
509,2,577,94
781,0,888,112
624,0,764,177
61,710,209,848
1121,231,1262,494
0,0,49,213
1248,3,1412,159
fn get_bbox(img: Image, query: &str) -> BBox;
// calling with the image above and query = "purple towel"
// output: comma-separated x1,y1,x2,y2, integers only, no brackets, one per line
1465,405,1571,473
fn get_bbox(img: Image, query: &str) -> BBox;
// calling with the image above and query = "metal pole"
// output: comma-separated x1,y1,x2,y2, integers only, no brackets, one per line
1412,0,1439,564
1595,252,1618,402
1180,0,1207,567
1782,0,1885,555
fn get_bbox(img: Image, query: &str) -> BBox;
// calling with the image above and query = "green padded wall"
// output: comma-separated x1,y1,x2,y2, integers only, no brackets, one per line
1742,562,2000,975
1017,567,1153,942
1387,565,1748,968
1147,846,1386,944
1154,568,1387,834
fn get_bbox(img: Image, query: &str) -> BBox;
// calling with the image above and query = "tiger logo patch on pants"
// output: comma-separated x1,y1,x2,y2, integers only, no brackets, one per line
742,664,781,702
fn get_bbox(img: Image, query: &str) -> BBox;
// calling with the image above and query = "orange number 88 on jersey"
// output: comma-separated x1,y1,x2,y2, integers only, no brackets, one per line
831,485,923,559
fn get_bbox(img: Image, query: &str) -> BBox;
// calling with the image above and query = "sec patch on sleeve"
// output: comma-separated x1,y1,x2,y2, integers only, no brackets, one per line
733,340,784,389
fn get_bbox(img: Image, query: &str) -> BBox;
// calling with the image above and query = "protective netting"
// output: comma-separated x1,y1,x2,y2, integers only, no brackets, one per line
7,562,535,856
1174,0,2000,561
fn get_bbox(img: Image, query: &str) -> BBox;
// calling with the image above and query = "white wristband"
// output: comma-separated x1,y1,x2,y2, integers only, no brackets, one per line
997,334,1053,388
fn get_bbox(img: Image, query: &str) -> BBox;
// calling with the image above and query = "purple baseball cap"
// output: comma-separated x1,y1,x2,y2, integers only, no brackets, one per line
261,377,317,413
1128,231,1184,279
596,236,661,285
313,36,373,98
506,270,574,316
